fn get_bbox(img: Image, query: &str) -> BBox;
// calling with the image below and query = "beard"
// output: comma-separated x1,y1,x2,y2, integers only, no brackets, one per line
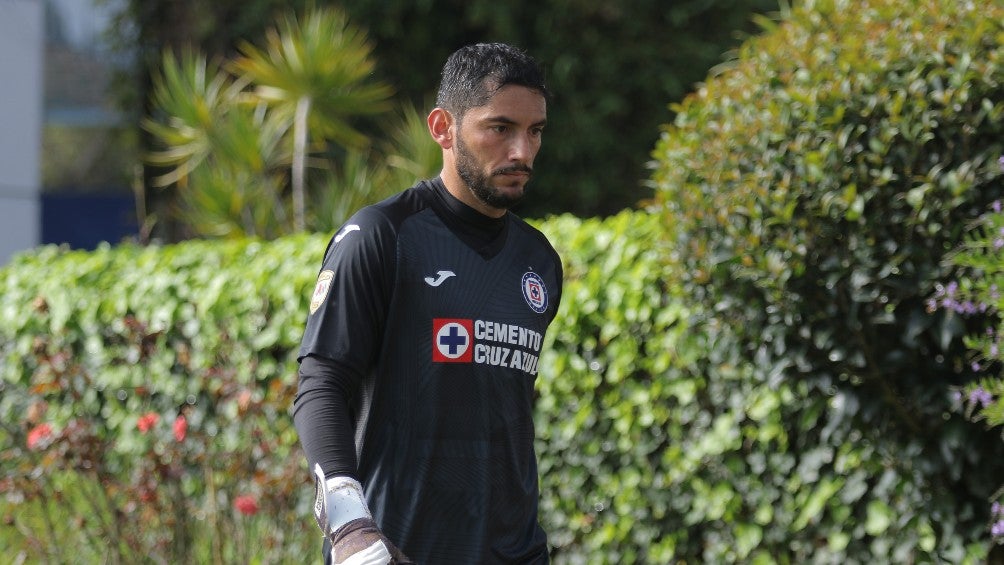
455,135,532,210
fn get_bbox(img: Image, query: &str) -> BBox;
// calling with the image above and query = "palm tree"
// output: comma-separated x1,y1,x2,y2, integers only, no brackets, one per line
312,102,441,234
143,50,290,237
143,51,237,189
230,6,392,231
381,102,443,189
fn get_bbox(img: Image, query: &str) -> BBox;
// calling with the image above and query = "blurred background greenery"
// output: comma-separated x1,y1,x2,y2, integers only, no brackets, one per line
89,0,779,239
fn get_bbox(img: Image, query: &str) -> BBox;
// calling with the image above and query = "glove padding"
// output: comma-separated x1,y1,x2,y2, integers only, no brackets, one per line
330,517,413,565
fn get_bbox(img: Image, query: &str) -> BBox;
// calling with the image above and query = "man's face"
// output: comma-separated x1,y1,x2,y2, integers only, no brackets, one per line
452,85,547,213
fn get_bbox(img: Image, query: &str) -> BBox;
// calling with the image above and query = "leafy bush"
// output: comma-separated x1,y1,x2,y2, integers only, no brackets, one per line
649,0,1004,561
538,211,994,563
535,211,699,562
0,213,668,562
5,206,1004,562
929,156,1004,543
0,236,326,562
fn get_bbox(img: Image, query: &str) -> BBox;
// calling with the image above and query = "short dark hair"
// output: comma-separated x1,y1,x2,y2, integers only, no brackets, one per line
435,43,548,119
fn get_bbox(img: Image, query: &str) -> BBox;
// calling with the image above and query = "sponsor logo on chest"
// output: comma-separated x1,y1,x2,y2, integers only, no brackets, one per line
432,318,543,375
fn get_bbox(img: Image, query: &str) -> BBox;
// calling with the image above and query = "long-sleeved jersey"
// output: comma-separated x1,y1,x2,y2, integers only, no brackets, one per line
294,177,563,564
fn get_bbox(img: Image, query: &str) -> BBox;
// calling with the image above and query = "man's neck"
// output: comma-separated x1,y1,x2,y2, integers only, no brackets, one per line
439,168,507,219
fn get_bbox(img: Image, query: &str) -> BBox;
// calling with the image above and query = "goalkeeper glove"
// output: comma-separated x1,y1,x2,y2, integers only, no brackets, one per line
313,463,413,565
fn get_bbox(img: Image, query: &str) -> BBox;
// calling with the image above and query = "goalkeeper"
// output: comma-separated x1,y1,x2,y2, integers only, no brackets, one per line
293,42,563,564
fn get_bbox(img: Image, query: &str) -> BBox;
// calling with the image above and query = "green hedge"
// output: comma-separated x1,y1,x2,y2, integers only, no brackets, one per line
648,0,1004,561
0,236,326,562
5,206,1001,563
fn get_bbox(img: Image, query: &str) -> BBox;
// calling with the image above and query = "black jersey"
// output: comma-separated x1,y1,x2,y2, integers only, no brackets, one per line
297,178,563,564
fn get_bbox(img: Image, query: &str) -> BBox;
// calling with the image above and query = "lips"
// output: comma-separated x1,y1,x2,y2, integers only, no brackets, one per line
494,165,533,177
494,168,532,182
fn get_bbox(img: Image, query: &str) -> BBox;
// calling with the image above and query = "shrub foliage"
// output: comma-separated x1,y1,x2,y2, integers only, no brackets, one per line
0,237,326,562
649,0,1004,561
4,208,1003,562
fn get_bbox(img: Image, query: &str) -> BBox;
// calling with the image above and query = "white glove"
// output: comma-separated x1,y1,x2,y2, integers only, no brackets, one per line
313,464,412,565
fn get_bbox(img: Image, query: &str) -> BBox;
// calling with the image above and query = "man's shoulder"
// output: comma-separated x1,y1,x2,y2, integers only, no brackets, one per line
509,214,559,254
348,180,436,232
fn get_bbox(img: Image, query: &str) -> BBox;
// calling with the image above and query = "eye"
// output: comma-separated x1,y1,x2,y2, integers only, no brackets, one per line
490,125,509,134
530,127,544,137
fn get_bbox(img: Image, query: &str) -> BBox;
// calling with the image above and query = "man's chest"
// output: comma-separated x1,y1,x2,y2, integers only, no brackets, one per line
394,214,556,321
388,214,558,373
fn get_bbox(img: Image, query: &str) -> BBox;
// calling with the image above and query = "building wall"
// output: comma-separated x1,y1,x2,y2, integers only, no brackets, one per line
0,0,44,265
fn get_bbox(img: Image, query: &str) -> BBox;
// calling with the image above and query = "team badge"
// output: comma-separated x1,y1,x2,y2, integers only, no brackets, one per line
432,318,473,362
522,272,548,313
309,270,334,315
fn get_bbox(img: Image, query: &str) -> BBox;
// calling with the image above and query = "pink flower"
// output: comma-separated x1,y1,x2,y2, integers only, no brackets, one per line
137,412,159,433
237,389,253,412
26,423,53,450
173,415,187,442
234,494,259,516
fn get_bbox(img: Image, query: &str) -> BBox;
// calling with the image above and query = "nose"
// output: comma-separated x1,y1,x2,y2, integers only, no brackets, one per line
509,132,537,163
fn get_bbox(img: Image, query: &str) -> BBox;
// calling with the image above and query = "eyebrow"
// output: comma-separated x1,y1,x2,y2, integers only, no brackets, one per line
482,115,548,128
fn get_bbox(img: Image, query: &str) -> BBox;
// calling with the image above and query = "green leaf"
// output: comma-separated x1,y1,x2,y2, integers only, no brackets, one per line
865,499,894,536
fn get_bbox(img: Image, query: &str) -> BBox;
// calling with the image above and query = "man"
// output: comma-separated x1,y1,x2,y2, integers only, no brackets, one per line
293,43,563,564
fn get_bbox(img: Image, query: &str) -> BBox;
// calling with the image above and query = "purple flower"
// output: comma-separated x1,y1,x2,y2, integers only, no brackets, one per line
991,343,999,357
969,387,993,407
971,361,982,372
995,200,1003,213
995,238,1004,250
952,300,981,314
947,281,959,297
998,155,1004,172
992,519,1004,537
993,501,1003,516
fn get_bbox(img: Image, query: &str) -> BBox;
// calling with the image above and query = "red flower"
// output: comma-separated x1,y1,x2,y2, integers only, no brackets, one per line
137,412,159,433
173,415,187,442
234,494,259,516
26,423,53,450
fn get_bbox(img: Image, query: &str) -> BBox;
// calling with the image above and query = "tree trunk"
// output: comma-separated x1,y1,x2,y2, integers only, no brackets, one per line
292,96,311,232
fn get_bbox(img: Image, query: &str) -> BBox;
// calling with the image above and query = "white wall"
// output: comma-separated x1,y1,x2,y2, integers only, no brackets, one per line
0,0,44,265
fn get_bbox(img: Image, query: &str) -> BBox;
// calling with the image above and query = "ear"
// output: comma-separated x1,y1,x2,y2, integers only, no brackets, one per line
427,108,454,150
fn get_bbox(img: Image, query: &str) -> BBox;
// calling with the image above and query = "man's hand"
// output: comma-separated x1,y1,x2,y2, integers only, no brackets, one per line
330,517,413,565
313,464,412,565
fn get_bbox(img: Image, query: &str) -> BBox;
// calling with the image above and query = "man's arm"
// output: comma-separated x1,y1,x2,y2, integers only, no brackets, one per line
292,354,362,479
294,355,411,564
294,207,396,477
292,208,410,564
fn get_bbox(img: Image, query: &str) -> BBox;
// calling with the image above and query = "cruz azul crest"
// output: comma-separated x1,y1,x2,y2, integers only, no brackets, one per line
521,272,548,314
